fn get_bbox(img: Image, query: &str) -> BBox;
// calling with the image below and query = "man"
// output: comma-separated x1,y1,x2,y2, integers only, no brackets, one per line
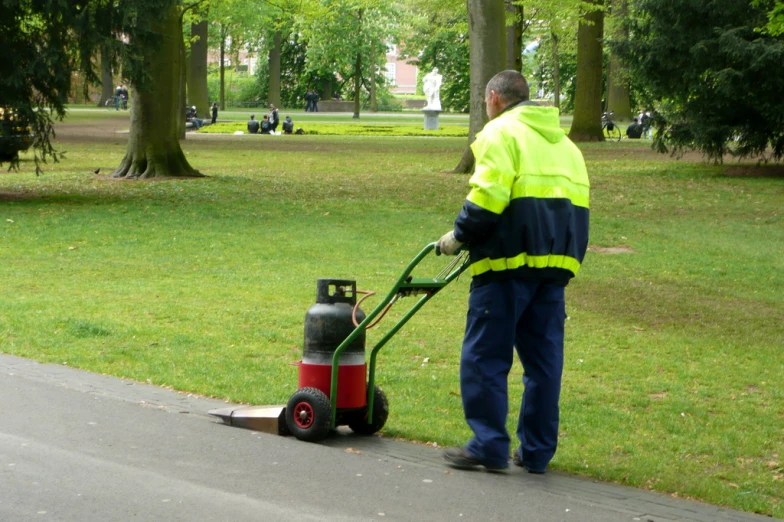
640,110,653,139
260,115,271,134
626,117,643,139
247,114,260,134
282,116,294,134
305,90,313,112
187,106,203,129
436,70,589,474
120,85,129,110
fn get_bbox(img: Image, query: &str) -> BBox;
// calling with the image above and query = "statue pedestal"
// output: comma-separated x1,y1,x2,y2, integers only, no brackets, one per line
423,109,442,131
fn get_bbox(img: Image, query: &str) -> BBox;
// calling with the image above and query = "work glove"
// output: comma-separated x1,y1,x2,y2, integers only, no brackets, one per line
435,230,464,256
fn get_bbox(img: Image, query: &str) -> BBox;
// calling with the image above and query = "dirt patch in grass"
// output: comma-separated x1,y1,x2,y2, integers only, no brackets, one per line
0,191,31,202
588,245,635,254
580,144,707,163
724,165,784,178
53,120,129,145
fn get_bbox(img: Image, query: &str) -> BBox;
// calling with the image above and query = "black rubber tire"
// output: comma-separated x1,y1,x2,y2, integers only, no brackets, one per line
348,385,389,435
604,124,622,142
285,387,332,442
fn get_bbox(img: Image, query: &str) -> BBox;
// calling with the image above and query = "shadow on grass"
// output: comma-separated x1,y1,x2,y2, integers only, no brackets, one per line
724,165,784,178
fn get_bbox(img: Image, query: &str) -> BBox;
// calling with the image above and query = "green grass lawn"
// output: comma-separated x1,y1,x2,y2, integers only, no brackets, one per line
1,110,782,518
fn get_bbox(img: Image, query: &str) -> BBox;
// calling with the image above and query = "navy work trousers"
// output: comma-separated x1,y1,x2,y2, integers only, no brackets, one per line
461,279,565,471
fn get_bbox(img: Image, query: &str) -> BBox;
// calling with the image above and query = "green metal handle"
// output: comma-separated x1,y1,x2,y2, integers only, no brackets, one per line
327,243,470,427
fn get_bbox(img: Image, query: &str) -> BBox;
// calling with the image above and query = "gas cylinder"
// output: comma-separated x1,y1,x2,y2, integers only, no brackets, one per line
299,279,367,409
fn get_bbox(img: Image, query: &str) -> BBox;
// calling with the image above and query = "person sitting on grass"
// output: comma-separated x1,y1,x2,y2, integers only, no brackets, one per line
247,115,260,134
626,117,643,139
186,106,203,129
261,115,271,134
282,116,294,134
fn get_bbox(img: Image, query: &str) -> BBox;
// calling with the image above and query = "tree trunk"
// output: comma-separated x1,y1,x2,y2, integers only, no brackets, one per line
605,0,632,120
505,1,523,72
551,31,561,110
353,51,362,119
98,44,115,107
605,55,631,121
268,31,282,107
370,60,377,112
322,77,333,101
178,25,187,141
352,9,364,119
112,5,202,179
568,1,605,142
219,25,226,110
455,0,507,173
188,21,210,121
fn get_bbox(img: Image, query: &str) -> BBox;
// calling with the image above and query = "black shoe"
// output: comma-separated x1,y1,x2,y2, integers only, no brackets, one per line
512,450,546,474
443,447,508,472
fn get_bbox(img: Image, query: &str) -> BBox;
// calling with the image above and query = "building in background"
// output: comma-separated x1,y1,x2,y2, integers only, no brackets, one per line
384,43,418,95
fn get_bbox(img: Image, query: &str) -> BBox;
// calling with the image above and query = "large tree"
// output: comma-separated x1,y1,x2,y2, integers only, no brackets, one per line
568,0,604,142
622,0,784,161
516,0,588,110
187,19,210,120
604,0,631,120
268,30,283,108
112,1,202,178
1,0,204,177
506,1,524,71
98,44,117,108
209,0,275,109
453,0,507,173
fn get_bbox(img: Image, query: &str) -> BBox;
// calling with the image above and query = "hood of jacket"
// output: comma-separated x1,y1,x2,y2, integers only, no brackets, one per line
503,104,565,144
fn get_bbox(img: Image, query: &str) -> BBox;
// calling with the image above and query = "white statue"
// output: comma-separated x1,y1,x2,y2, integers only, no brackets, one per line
422,67,443,111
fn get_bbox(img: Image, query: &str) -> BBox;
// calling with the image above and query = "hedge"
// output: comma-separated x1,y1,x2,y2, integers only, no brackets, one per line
198,122,468,138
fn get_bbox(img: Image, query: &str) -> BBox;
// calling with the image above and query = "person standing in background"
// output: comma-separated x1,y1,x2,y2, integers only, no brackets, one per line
269,104,280,134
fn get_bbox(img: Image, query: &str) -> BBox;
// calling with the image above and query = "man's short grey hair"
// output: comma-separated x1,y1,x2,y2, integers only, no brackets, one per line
486,70,530,104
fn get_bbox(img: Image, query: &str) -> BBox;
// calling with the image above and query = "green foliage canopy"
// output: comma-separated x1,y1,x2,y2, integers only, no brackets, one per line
621,0,784,162
755,0,784,35
295,0,401,108
0,0,92,168
0,0,187,169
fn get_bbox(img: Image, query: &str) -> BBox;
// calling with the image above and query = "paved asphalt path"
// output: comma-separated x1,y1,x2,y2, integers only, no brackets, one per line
0,354,770,522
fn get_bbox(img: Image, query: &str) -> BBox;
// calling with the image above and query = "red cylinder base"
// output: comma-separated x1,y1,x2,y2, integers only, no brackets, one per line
298,362,367,409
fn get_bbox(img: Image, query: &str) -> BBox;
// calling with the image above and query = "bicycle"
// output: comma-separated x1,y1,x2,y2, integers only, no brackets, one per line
602,111,622,142
103,95,128,110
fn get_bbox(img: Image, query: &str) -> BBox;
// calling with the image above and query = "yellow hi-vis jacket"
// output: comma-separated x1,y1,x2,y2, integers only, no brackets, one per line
453,103,590,287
